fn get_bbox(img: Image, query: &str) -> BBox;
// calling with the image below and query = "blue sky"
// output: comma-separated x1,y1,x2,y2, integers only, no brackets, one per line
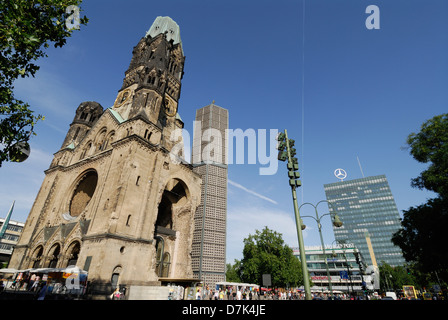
1,0,447,264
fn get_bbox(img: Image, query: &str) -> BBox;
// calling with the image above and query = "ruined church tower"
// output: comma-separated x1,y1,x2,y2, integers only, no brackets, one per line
9,17,202,295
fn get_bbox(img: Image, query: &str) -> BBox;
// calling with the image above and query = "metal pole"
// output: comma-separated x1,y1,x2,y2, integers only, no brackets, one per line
285,129,311,300
315,209,334,299
301,200,339,299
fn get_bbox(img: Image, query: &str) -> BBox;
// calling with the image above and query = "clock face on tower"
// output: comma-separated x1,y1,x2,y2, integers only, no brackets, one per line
115,89,131,108
163,95,177,117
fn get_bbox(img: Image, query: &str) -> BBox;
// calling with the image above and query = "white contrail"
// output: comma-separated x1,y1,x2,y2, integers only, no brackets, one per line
228,179,278,205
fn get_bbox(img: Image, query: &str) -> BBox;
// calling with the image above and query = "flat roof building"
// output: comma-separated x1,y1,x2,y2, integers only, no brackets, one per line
293,244,368,294
191,103,228,288
324,175,405,267
0,219,24,266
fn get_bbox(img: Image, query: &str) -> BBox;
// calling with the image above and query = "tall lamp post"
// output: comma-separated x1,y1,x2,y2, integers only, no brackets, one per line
300,200,343,298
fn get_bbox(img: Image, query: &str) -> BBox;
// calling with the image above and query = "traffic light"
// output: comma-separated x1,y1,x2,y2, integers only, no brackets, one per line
287,158,301,187
288,140,297,157
354,251,365,275
277,151,287,161
354,251,360,265
276,132,288,162
276,130,302,188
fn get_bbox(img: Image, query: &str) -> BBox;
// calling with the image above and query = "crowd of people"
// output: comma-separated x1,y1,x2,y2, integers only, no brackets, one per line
194,286,385,300
6,273,46,293
196,287,259,300
194,287,347,300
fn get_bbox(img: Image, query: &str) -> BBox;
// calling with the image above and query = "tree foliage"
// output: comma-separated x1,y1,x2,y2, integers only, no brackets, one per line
226,261,242,283
392,197,448,285
406,113,448,198
237,226,303,288
379,261,444,292
0,0,88,166
392,113,448,286
379,262,415,291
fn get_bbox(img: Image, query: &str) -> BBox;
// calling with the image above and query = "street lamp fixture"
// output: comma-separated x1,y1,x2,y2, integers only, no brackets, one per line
332,214,343,228
300,200,343,299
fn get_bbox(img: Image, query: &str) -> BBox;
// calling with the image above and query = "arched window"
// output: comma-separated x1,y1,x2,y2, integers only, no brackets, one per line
155,179,189,231
155,237,164,277
69,170,98,217
47,243,61,268
147,75,156,85
96,130,107,151
161,252,171,277
80,142,92,159
104,132,115,149
144,130,152,141
73,127,80,141
156,195,173,229
111,266,122,289
154,239,171,277
66,241,81,267
31,246,43,269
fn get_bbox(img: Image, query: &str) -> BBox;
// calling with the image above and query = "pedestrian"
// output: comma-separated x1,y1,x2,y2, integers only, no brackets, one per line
30,275,40,292
196,289,201,300
37,283,47,300
111,287,121,300
28,274,36,291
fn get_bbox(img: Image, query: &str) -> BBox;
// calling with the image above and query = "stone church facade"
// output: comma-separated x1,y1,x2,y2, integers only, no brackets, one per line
9,17,203,294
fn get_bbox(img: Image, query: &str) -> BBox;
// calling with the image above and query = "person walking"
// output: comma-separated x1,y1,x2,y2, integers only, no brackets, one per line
37,283,47,300
111,287,122,300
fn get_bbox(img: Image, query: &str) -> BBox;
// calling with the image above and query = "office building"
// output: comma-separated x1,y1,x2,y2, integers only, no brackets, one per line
293,244,367,293
324,175,405,266
0,218,24,266
191,103,228,288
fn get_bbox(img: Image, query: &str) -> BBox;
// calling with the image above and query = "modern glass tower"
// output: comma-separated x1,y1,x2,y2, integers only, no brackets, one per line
324,175,405,267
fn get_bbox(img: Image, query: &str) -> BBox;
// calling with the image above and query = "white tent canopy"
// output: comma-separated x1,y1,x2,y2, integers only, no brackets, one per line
0,265,87,274
0,268,19,274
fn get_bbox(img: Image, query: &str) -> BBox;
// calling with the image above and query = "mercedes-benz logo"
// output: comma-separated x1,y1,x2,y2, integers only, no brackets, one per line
334,168,347,181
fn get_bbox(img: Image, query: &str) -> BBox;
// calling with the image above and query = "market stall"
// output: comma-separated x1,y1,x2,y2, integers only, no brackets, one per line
0,265,88,298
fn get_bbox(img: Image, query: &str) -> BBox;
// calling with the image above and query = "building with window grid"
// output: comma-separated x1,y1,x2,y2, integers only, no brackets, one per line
293,244,368,294
191,103,228,287
324,175,405,267
0,219,24,266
